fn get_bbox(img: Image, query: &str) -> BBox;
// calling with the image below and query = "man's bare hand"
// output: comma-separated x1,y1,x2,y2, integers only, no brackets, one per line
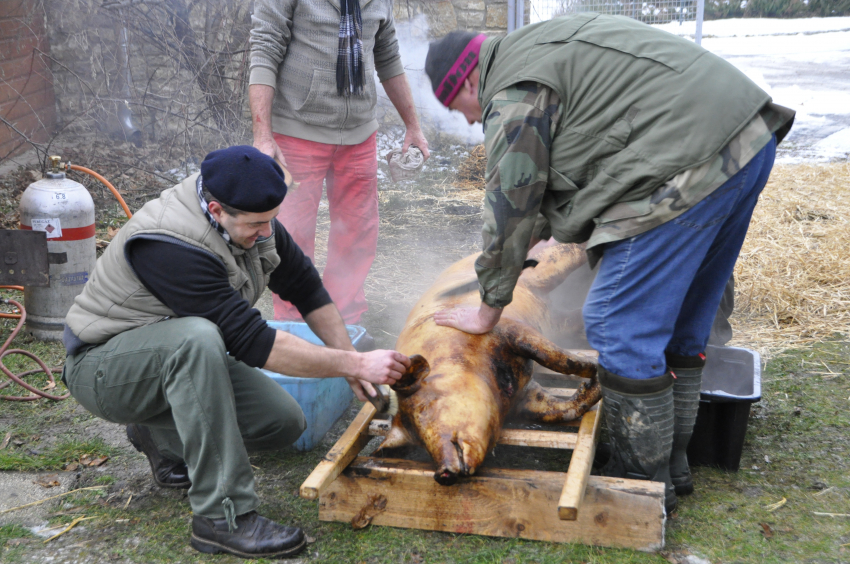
345,376,377,402
434,303,503,334
403,127,430,161
356,350,411,386
253,135,286,166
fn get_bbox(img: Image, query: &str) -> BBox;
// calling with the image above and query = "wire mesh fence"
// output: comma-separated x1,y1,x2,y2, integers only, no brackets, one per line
528,0,699,25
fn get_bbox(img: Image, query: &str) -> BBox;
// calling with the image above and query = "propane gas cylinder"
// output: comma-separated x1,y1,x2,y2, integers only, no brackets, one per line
19,157,96,341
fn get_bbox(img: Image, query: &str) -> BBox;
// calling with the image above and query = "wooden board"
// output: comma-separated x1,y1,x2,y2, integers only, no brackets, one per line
319,457,665,551
368,419,579,450
559,403,602,520
300,402,376,500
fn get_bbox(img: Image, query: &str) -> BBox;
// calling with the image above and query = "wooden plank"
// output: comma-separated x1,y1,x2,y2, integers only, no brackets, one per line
299,402,377,500
498,429,577,449
319,457,665,551
541,386,578,396
367,420,578,450
553,349,598,360
558,402,603,520
365,389,589,438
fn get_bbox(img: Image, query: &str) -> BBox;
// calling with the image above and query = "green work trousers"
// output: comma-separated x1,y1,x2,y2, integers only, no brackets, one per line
63,317,306,519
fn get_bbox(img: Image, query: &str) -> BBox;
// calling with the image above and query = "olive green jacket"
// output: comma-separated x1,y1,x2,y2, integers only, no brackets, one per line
65,174,280,344
477,13,792,246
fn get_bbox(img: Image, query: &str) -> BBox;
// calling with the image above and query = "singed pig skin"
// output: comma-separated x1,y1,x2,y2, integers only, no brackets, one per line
381,244,600,485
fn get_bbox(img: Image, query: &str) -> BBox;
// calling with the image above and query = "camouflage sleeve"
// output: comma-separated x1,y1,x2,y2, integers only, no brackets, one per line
475,82,562,308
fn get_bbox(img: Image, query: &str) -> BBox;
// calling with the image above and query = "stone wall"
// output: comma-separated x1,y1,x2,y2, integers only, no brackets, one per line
36,0,523,153
0,0,56,160
393,0,529,36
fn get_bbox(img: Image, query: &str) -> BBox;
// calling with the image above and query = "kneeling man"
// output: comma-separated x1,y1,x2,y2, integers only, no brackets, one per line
63,146,409,558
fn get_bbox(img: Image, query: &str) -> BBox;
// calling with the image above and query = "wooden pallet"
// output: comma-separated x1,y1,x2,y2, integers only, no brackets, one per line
300,370,666,551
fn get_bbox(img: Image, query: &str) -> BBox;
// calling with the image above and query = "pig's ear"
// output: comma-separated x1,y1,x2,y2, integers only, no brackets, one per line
391,354,430,396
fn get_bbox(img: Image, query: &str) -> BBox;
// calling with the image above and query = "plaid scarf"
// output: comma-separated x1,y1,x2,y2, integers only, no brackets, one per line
336,0,364,96
196,175,231,243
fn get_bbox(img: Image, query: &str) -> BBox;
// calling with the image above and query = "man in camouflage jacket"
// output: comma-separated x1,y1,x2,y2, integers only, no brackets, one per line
425,16,794,513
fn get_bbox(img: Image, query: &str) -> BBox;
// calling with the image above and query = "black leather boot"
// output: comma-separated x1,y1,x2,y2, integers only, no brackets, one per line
126,424,191,489
666,352,706,496
599,366,677,514
191,511,306,559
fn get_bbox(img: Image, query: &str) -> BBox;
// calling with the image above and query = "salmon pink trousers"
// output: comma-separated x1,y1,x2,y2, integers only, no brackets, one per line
272,132,379,324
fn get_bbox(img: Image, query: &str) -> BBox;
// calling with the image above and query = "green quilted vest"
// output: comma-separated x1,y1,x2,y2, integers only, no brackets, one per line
66,173,281,344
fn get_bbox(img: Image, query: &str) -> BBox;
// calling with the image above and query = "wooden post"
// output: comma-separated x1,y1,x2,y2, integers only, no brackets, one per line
558,403,602,520
300,402,376,500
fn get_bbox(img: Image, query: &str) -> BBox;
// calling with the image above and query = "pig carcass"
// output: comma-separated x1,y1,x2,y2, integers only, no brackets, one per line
381,243,600,485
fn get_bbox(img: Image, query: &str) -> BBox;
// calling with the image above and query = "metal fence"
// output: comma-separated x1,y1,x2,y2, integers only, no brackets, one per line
516,0,706,42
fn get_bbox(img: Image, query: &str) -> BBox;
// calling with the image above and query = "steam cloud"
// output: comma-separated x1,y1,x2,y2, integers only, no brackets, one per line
376,15,485,144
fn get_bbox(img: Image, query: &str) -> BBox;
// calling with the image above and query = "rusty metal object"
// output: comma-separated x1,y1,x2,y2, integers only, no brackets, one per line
0,230,50,287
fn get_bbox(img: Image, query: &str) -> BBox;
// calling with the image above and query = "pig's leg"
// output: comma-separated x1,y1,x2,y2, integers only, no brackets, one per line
500,320,600,422
519,243,587,295
510,379,600,423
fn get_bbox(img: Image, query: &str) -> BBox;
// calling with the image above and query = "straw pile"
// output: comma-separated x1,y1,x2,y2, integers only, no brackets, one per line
729,163,850,357
453,144,486,191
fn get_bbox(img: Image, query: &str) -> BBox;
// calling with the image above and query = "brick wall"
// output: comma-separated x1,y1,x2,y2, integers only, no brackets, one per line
0,0,55,160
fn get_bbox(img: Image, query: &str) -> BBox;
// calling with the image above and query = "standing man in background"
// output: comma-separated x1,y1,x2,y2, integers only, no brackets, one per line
249,0,429,325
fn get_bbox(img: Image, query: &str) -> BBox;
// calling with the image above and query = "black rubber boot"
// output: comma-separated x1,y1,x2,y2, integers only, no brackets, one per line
599,366,677,515
666,352,705,496
191,511,306,559
126,424,191,489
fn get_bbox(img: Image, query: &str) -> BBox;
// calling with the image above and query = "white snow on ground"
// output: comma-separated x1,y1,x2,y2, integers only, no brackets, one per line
655,17,850,162
655,15,850,37
814,127,850,159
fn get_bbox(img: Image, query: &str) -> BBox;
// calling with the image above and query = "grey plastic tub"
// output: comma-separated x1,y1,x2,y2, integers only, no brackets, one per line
687,344,762,471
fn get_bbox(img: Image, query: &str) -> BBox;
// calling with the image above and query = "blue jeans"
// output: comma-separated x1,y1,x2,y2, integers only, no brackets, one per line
583,136,776,379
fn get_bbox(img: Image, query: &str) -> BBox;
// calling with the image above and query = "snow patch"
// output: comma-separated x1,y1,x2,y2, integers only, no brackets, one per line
813,127,850,160
655,16,850,38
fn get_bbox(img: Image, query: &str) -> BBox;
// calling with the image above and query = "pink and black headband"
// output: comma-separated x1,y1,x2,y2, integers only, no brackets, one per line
428,33,487,107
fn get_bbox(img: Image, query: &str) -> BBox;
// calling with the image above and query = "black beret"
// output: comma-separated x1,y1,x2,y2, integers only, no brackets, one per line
200,146,287,213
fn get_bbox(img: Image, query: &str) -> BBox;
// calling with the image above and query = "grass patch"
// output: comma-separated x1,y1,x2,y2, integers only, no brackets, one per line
0,525,33,563
0,524,32,545
0,437,117,471
668,338,850,563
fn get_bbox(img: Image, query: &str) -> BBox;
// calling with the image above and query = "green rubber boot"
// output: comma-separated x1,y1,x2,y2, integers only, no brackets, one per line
666,352,705,496
599,367,677,515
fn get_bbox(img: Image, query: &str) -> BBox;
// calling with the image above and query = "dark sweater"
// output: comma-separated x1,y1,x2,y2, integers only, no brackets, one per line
122,218,330,368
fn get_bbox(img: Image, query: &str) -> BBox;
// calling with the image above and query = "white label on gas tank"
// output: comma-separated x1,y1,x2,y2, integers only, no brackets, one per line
30,218,63,239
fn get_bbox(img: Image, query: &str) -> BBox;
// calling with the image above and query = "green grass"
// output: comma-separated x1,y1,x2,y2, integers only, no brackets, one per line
0,304,846,563
668,339,850,563
0,437,117,471
0,524,32,545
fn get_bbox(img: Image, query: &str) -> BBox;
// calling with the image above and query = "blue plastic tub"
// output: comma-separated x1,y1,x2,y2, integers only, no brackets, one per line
260,321,372,451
